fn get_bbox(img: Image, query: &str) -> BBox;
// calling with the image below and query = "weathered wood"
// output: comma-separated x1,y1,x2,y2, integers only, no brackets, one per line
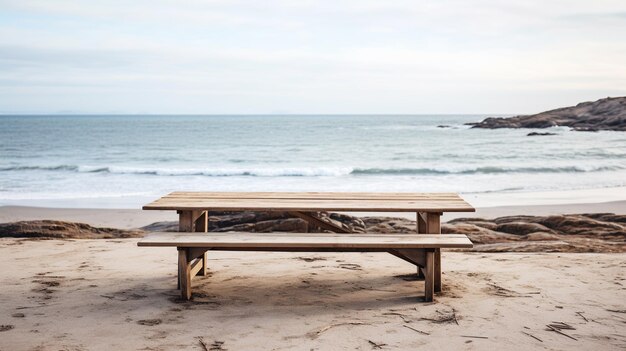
165,191,465,199
144,192,476,212
138,232,473,249
179,211,209,277
179,210,208,232
416,213,427,278
428,213,442,293
289,211,350,233
190,258,203,278
424,250,435,302
147,234,472,302
195,211,209,276
418,212,442,292
178,248,192,300
388,249,426,267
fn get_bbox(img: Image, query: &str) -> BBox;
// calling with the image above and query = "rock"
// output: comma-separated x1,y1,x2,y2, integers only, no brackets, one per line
467,96,626,131
139,212,625,252
495,222,554,235
522,232,561,241
527,132,557,136
4,211,624,253
254,218,308,232
0,220,144,239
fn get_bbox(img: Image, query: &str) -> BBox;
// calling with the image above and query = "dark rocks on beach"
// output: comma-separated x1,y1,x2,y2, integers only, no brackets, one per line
467,96,626,131
2,212,624,252
0,220,144,239
527,132,557,136
142,211,625,253
143,211,366,234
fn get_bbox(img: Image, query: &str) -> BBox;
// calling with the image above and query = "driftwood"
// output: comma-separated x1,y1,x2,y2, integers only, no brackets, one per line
545,322,577,341
368,340,387,349
402,324,430,335
460,335,488,339
306,322,368,339
521,331,543,342
575,311,589,322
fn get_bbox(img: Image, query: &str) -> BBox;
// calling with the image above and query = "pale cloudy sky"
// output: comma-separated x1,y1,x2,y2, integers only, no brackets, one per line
1,0,625,114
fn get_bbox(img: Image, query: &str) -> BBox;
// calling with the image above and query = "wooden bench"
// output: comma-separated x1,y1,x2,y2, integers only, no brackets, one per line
142,192,476,294
138,232,473,302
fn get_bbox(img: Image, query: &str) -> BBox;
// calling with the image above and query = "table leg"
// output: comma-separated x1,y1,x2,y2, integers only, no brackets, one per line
178,210,210,291
417,212,442,292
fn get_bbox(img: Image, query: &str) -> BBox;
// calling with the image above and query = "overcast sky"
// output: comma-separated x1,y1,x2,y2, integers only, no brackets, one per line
1,0,625,114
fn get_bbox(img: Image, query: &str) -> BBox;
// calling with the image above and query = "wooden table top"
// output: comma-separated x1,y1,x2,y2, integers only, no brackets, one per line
143,192,475,213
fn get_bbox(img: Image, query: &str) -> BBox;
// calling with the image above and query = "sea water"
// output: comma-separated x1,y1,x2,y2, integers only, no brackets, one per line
1,115,625,208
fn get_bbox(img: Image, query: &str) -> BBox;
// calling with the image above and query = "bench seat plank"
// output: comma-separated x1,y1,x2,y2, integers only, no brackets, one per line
138,232,473,249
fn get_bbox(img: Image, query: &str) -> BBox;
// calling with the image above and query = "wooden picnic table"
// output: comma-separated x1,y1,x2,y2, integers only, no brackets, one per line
142,191,475,294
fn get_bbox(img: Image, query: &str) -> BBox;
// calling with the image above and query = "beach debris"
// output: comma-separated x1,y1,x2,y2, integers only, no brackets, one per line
197,338,226,351
337,263,362,270
294,256,326,262
357,286,397,293
460,335,488,339
521,331,543,342
368,340,387,349
11,313,25,318
486,283,532,297
306,322,368,339
421,309,459,325
137,319,162,326
383,312,412,323
575,311,589,322
545,322,577,341
0,325,14,332
402,325,430,335
198,337,209,351
606,309,626,313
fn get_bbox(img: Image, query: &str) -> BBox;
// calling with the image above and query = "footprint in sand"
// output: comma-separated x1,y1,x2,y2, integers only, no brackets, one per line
0,325,15,332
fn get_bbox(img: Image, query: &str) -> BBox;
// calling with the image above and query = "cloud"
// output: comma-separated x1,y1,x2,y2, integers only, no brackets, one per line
0,0,625,113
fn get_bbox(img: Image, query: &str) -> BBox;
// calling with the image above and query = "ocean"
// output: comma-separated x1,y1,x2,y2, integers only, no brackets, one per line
1,115,625,208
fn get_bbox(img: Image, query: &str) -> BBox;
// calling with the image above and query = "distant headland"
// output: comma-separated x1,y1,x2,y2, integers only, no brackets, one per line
467,96,626,131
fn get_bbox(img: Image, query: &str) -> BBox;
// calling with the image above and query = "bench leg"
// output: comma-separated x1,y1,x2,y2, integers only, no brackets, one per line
199,251,209,276
178,248,192,300
424,250,435,302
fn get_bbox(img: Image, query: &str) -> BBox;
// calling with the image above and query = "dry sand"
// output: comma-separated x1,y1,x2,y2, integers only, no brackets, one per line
0,203,625,350
0,238,624,350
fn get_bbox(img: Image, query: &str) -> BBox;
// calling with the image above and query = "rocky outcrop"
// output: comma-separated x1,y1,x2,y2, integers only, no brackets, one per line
142,211,366,233
445,214,626,252
467,96,626,131
143,211,625,253
2,212,624,252
0,220,144,239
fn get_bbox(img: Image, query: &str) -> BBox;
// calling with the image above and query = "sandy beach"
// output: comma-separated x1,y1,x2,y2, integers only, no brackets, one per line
0,202,625,350
0,238,624,350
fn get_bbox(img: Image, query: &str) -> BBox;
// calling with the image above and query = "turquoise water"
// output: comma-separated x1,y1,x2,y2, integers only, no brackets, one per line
1,115,625,207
